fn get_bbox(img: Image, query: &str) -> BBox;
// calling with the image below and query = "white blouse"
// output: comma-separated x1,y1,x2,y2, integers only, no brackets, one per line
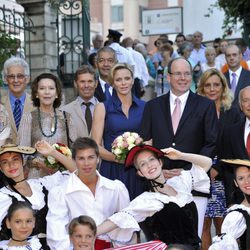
106,164,210,244
0,171,70,230
209,204,250,250
0,236,42,249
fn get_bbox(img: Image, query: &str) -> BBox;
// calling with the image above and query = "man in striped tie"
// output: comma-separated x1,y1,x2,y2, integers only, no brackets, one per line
1,57,33,144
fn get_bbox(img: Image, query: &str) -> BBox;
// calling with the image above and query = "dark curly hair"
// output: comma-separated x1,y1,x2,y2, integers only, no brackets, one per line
31,73,62,108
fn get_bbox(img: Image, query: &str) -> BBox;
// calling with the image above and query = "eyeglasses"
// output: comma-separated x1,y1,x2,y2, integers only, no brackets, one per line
6,74,26,81
97,58,115,64
169,72,192,79
204,83,222,89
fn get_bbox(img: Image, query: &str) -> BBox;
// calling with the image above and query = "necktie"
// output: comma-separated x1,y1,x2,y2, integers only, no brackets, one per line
13,99,21,130
83,102,92,133
231,72,237,94
172,98,181,134
104,83,112,100
246,132,250,157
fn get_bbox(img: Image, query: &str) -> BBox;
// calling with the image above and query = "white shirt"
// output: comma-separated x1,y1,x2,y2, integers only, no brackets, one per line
126,47,149,87
215,54,226,69
0,236,42,250
209,204,250,250
109,43,135,66
99,77,113,95
170,90,189,116
229,66,243,88
46,171,130,250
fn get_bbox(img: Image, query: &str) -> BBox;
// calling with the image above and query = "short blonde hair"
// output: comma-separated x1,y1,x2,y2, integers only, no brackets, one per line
197,68,233,110
108,63,134,86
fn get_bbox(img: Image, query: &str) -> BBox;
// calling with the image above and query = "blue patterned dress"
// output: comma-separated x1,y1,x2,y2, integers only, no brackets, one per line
99,91,145,200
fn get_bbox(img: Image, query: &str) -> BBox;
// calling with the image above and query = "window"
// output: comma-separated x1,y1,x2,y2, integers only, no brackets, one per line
111,5,123,22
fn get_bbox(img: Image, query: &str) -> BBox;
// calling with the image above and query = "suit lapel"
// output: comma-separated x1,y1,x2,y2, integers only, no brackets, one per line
74,99,87,126
161,93,174,136
3,95,17,135
176,92,196,133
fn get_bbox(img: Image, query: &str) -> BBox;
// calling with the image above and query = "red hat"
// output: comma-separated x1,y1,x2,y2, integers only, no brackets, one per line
125,145,164,167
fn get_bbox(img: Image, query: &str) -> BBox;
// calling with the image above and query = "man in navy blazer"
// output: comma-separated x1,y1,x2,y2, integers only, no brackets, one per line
95,46,117,102
140,58,218,237
224,44,250,108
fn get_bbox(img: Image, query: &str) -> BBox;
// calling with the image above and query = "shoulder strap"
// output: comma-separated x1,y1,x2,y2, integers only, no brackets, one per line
63,111,71,146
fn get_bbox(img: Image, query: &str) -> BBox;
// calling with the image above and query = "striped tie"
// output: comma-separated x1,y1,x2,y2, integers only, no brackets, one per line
13,99,21,130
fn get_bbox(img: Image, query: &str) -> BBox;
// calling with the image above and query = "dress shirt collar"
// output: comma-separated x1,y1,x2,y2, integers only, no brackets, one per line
229,66,242,79
99,76,112,93
77,96,95,105
65,170,118,194
111,90,141,108
169,90,189,106
9,91,26,106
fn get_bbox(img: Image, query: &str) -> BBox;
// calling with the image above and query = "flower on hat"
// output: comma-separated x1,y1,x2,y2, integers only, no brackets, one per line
111,132,144,161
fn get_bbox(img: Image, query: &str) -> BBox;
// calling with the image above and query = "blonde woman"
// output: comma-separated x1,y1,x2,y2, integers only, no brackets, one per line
197,68,241,250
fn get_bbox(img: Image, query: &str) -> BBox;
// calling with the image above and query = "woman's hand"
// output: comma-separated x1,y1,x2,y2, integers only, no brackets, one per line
35,140,55,157
161,147,182,160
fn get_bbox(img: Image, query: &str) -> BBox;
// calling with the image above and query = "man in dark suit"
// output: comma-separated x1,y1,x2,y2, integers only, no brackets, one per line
141,58,218,237
219,86,250,205
224,44,250,108
95,46,117,102
141,58,218,164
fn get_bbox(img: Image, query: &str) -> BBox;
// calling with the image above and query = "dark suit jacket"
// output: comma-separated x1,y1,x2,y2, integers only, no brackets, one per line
94,80,106,102
218,118,248,205
141,91,218,169
224,68,250,107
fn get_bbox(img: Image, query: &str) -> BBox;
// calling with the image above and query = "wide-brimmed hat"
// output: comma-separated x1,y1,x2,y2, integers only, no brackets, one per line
221,159,250,168
125,145,164,167
0,144,36,156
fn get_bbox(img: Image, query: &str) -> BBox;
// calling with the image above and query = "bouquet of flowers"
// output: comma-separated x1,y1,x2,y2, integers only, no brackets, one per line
111,132,143,161
44,143,72,171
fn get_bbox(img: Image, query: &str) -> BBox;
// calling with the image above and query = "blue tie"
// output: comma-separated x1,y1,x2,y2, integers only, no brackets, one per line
13,99,22,130
104,83,111,100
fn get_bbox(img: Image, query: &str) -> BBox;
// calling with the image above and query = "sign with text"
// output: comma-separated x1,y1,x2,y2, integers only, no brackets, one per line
142,7,183,36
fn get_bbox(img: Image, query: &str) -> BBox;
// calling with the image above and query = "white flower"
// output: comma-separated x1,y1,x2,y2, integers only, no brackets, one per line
128,144,136,150
47,155,56,165
116,136,123,143
123,132,131,138
114,148,122,155
127,136,135,144
117,141,123,148
131,132,139,139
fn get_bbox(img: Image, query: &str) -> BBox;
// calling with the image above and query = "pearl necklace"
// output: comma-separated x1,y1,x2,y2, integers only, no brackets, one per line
38,108,57,137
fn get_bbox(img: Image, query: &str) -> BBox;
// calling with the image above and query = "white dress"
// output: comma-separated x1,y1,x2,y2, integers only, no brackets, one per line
105,164,210,244
0,236,42,249
0,171,70,231
209,204,250,250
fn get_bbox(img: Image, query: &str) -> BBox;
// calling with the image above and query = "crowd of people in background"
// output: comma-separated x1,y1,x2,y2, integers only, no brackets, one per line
0,29,250,250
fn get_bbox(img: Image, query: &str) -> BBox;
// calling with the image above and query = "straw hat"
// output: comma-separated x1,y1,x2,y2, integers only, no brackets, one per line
0,144,36,156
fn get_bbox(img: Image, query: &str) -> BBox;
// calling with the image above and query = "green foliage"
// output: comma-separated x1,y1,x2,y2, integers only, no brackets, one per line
0,32,17,85
206,1,250,37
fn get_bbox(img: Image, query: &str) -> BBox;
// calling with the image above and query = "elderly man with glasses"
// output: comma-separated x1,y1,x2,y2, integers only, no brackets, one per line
1,57,33,144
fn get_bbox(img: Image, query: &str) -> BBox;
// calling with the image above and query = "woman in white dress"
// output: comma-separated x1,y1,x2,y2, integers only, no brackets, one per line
209,159,250,250
97,145,212,249
0,142,75,249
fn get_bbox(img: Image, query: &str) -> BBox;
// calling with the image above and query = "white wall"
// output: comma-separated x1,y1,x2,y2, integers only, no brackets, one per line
183,0,242,41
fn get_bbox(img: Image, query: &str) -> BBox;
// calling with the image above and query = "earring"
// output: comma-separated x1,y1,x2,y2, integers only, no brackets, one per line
36,95,38,98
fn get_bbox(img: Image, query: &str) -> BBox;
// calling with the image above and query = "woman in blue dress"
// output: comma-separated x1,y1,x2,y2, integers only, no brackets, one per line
92,63,145,200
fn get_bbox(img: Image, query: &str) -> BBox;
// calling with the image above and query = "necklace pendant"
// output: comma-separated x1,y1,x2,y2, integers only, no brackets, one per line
51,123,55,133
